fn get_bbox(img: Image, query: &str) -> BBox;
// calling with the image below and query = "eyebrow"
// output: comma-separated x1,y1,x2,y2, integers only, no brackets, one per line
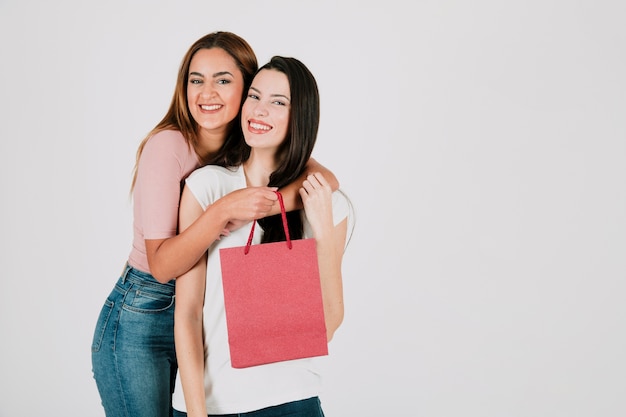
249,86,290,101
189,71,234,78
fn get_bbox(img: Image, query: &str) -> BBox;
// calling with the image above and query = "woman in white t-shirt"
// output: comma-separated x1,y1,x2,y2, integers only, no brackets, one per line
173,56,353,417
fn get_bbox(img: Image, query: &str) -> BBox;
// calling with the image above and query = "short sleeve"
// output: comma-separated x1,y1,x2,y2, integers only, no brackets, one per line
134,131,197,239
184,164,246,210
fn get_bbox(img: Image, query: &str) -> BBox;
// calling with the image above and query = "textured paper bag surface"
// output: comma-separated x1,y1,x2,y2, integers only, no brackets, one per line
220,237,328,368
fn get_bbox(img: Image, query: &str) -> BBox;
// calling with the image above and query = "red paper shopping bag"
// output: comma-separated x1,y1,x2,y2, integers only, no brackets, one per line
219,191,328,368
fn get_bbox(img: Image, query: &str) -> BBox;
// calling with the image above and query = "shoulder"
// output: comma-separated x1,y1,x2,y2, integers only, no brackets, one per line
185,165,244,206
332,190,351,219
149,129,186,143
331,189,356,235
143,130,190,155
139,130,199,172
332,190,355,247
187,164,241,184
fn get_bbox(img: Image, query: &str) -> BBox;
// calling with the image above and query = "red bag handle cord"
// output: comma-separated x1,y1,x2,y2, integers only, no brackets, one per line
244,190,292,254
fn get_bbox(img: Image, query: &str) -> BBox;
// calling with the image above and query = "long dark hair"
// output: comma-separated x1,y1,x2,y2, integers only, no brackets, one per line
246,56,321,242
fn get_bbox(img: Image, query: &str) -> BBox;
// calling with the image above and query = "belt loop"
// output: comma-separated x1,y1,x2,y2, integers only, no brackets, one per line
121,262,131,283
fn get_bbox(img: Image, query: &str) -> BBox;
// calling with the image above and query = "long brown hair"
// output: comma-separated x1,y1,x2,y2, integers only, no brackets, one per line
130,31,258,191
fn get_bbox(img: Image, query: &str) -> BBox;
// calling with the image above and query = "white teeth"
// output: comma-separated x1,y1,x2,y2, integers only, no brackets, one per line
250,122,271,131
200,104,221,111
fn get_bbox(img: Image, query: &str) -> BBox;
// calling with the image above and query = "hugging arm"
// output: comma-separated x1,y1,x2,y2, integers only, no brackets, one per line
146,185,277,283
147,159,337,282
222,158,340,234
278,158,339,213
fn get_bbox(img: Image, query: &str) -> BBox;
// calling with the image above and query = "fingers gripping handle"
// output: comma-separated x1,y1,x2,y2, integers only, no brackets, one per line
243,191,292,255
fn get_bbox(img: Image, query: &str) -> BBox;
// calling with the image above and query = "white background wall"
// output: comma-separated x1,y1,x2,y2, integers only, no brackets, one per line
1,1,624,416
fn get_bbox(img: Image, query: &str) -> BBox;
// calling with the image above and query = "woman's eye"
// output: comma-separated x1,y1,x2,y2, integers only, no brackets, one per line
217,79,231,85
189,79,202,85
248,94,259,100
272,100,286,106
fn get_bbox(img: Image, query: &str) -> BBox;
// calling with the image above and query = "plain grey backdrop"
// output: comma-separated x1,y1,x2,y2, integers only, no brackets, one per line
1,0,624,416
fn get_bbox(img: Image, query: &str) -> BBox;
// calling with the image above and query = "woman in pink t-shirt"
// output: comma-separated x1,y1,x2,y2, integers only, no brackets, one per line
91,32,338,417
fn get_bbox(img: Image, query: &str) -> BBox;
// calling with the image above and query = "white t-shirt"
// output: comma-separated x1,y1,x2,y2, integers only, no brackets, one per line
171,164,351,414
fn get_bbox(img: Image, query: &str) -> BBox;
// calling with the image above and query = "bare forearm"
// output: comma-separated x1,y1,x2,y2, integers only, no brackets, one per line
175,258,208,416
146,187,276,282
175,317,208,416
148,201,229,282
149,185,280,282
315,216,349,341
299,173,346,340
317,238,344,341
308,158,339,191
278,158,340,214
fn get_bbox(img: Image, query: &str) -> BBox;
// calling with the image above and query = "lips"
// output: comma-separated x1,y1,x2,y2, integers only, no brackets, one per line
200,104,222,111
249,121,271,131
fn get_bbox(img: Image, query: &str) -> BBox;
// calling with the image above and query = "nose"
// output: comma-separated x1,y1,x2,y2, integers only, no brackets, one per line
200,82,216,98
253,101,268,117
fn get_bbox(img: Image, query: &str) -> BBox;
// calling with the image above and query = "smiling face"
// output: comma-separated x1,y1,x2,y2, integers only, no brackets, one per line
187,47,245,140
241,68,291,154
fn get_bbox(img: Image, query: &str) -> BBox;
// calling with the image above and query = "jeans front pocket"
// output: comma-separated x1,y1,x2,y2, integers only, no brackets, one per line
122,285,175,314
91,298,114,352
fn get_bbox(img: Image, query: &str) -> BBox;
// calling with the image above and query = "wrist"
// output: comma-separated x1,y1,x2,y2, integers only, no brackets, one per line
204,197,231,228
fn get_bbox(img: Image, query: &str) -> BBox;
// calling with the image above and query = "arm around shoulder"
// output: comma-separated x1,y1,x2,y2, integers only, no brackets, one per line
146,185,230,282
307,158,339,190
278,158,340,213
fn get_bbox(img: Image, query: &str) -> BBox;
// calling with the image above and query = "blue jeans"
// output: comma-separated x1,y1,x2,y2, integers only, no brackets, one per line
172,397,325,417
91,263,177,417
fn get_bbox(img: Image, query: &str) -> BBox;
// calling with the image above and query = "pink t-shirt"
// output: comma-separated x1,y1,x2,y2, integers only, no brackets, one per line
127,130,201,275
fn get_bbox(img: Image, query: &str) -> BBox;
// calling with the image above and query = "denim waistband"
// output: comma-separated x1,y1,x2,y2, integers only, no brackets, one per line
119,262,175,292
